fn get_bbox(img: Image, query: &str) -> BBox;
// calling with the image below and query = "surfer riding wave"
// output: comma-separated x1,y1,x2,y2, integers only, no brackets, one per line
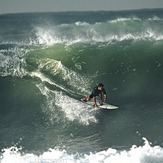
81,83,107,107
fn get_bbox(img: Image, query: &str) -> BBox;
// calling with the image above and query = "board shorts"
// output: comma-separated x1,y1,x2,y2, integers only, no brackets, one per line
89,93,102,99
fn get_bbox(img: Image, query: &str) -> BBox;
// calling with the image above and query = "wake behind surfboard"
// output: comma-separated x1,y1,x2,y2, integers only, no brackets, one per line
81,99,118,110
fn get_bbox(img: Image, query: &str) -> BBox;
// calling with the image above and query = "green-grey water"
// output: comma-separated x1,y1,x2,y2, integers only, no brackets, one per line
0,9,163,163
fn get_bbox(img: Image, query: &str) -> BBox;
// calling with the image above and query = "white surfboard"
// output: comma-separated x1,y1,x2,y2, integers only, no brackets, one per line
81,100,118,110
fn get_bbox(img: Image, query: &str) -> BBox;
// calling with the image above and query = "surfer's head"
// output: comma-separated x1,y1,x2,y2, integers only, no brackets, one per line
98,83,104,90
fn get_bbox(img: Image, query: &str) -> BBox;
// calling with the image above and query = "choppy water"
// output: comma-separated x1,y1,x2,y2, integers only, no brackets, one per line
0,9,163,163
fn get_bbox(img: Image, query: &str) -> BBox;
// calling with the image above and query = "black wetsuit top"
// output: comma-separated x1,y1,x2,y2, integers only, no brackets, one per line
89,86,106,98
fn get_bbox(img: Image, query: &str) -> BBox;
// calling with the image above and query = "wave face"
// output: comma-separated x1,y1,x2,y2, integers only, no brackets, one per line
0,9,163,163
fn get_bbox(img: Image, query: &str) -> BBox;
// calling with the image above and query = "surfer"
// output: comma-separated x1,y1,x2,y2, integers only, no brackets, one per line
81,83,107,107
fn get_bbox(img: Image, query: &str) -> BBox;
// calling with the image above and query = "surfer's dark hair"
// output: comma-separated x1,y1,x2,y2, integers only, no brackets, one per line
98,83,104,87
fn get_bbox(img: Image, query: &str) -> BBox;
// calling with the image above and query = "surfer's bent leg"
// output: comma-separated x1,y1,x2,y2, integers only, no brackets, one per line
82,93,93,102
89,93,93,100
99,94,103,105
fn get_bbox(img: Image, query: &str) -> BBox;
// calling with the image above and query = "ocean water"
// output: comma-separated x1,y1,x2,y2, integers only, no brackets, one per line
0,9,163,163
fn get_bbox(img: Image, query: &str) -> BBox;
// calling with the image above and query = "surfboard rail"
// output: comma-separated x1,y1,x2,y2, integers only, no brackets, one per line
81,99,118,110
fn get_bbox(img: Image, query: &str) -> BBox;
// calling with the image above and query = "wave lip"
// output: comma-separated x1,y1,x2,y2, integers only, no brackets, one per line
34,18,163,45
1,14,163,45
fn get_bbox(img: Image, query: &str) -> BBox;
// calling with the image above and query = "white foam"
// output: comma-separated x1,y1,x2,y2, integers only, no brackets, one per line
1,17,163,47
36,58,91,95
54,91,98,125
0,48,27,77
31,71,70,93
33,18,163,46
36,84,98,125
35,27,163,46
75,21,90,26
30,59,95,125
35,26,69,45
148,16,163,21
110,17,141,23
1,138,163,163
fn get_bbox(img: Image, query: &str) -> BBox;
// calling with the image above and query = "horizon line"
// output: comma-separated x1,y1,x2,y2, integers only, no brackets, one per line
0,7,163,16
